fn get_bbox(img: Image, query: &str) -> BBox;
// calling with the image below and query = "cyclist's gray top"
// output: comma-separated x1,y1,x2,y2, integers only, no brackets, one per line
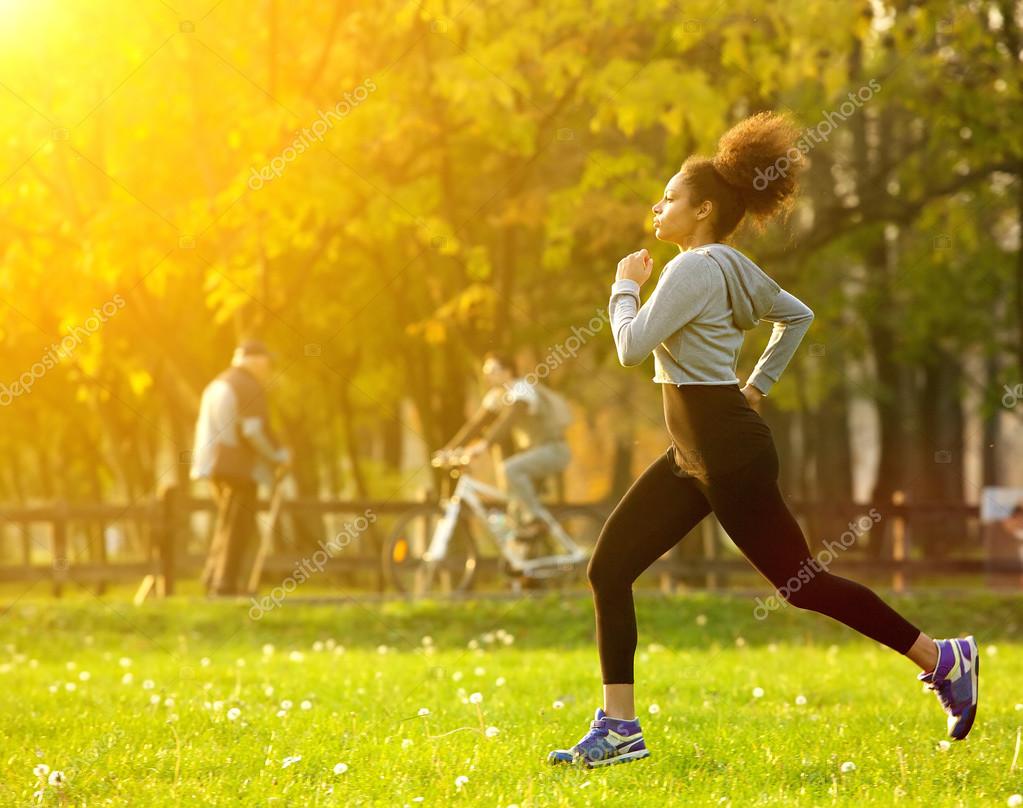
444,378,564,452
608,243,814,396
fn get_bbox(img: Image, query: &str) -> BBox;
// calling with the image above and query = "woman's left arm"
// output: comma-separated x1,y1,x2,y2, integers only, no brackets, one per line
609,252,716,367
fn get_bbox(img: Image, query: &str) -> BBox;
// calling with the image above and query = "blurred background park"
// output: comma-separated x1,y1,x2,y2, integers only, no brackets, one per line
1,0,1022,601
4,2,1023,806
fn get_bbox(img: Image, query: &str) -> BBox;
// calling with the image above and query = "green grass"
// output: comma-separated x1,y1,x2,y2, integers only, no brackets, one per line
1,589,1021,807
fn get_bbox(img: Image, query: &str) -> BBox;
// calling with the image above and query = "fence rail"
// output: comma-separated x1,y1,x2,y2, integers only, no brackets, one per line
0,486,1019,598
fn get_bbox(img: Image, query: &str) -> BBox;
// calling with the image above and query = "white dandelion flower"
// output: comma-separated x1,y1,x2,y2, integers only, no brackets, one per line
200,657,211,667
648,703,661,715
264,685,274,697
552,700,565,710
77,671,90,682
32,764,50,778
376,645,389,655
48,770,65,786
469,692,483,704
495,677,506,687
455,775,469,789
938,740,951,751
142,679,155,690
474,666,486,676
121,673,134,685
289,651,304,662
164,697,175,708
262,644,275,656
333,762,348,775
313,641,324,652
401,738,413,749
795,695,807,706
421,636,433,646
119,657,132,668
500,634,514,645
752,687,764,699
149,694,161,705
840,761,856,773
300,700,312,710
212,700,224,711
64,682,76,692
485,726,500,738
276,709,287,718
227,707,241,721
452,671,463,682
1008,795,1022,808
417,707,430,716
280,699,293,710
235,658,246,668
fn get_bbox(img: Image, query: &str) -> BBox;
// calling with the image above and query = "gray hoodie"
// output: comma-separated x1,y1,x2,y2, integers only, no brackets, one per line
608,243,814,396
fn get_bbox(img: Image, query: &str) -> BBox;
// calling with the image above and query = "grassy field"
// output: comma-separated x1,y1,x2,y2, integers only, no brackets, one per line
0,588,1021,807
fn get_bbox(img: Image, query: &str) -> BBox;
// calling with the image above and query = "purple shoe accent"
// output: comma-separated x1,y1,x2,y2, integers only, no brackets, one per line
547,707,651,768
919,636,979,740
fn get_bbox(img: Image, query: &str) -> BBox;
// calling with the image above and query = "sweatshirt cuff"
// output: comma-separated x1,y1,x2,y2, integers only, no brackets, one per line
746,373,774,396
610,278,641,301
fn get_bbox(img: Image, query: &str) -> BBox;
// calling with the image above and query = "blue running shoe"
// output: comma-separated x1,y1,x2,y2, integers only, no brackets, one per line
547,707,650,768
919,635,979,740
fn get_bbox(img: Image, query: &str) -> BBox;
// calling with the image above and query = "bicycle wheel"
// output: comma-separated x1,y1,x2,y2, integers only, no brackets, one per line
384,505,479,595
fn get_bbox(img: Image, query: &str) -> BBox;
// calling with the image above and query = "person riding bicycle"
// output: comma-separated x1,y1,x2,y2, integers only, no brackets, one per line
435,351,572,543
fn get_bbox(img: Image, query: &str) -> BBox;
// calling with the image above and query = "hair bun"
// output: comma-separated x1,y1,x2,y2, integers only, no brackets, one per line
711,111,803,219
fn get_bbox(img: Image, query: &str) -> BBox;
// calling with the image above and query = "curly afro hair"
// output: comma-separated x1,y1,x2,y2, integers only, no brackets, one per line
680,110,804,240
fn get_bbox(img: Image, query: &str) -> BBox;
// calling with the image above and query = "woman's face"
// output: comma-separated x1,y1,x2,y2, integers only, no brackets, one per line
651,172,710,245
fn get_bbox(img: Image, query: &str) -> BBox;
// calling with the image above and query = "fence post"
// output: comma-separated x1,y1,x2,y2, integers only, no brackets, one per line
891,490,906,593
158,484,183,597
52,500,68,598
703,519,719,591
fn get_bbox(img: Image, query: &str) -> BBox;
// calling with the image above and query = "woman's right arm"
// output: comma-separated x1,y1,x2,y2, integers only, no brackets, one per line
745,289,814,396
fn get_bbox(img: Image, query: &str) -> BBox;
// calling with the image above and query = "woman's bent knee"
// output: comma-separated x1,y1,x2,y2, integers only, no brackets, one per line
779,571,836,611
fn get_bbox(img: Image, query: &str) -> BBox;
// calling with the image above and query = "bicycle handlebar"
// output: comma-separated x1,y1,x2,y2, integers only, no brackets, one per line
430,450,473,469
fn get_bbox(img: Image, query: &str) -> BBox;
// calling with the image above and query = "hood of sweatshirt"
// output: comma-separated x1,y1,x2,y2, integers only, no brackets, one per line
694,244,781,331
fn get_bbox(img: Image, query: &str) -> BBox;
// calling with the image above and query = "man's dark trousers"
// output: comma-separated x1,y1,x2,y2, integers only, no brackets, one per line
208,476,258,595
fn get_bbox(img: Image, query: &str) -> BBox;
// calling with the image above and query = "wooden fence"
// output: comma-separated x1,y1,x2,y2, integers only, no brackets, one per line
0,487,1020,598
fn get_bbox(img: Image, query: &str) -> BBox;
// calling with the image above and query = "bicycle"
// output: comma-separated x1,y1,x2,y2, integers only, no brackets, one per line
383,448,604,595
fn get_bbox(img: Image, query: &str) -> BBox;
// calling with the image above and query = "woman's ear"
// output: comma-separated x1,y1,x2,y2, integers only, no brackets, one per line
697,200,713,221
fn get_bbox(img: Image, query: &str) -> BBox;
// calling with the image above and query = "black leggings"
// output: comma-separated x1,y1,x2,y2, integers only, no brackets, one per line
587,429,922,685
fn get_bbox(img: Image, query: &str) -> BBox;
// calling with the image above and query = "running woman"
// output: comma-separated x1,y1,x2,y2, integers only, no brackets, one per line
548,111,979,768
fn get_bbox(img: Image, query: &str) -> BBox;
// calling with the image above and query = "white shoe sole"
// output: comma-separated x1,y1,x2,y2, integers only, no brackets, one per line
586,749,651,768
